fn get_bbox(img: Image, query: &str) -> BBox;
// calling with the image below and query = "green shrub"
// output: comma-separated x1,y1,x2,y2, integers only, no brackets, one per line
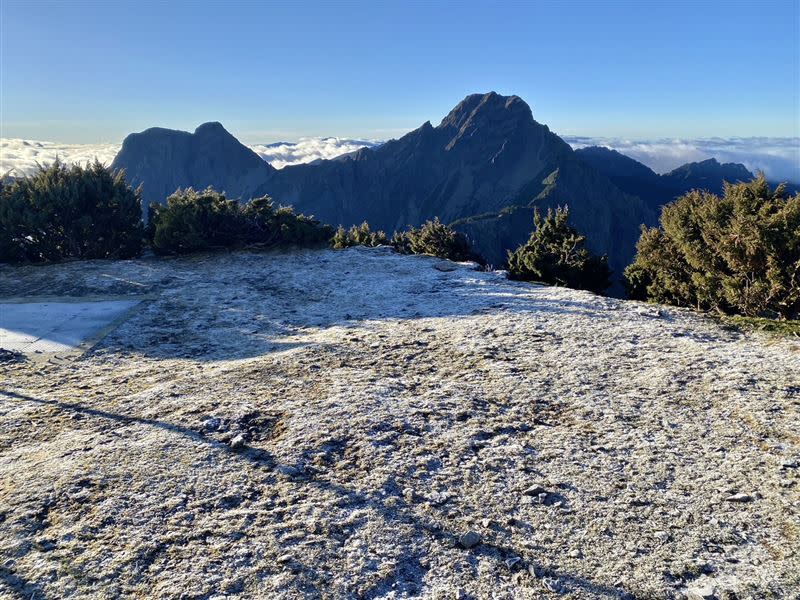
392,218,479,262
625,176,800,319
506,206,611,294
331,221,388,249
149,188,332,254
0,159,143,263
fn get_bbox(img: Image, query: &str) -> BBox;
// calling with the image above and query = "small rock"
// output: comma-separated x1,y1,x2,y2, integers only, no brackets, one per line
202,417,221,432
686,583,716,600
528,564,543,578
505,556,521,569
523,485,547,496
458,530,481,549
276,554,293,564
229,434,246,449
481,518,491,528
541,577,564,594
724,493,753,503
567,549,581,559
433,262,457,272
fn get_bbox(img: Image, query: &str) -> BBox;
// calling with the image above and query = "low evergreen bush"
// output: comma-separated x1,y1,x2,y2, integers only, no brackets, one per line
331,221,388,248
0,160,144,263
149,188,332,254
391,218,479,262
625,176,800,319
507,206,611,294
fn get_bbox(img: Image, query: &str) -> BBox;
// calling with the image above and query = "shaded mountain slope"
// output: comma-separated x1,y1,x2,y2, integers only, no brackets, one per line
111,122,275,207
575,146,757,209
258,93,655,275
110,93,656,276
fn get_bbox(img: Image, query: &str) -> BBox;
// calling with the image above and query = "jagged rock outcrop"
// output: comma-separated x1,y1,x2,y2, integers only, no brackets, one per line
111,122,275,207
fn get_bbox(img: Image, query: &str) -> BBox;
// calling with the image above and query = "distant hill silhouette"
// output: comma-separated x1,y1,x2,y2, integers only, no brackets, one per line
574,146,758,209
111,122,275,207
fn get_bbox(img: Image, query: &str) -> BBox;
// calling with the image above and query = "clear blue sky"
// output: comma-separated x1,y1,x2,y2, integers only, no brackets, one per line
1,0,798,143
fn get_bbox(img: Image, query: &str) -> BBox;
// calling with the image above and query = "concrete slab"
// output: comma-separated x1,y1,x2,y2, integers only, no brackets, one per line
0,300,140,355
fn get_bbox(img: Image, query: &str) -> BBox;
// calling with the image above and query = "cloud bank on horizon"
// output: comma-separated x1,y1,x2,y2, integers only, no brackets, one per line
2,135,798,183
564,136,800,183
0,137,381,176
250,137,382,169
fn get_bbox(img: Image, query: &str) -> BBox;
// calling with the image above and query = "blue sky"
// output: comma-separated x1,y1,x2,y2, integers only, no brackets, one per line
1,0,798,144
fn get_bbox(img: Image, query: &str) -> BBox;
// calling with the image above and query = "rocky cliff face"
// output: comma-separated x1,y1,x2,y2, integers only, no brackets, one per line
258,93,655,276
111,122,275,207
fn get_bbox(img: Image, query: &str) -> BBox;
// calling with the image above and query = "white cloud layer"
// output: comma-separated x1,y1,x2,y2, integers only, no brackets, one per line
3,135,797,184
1,136,382,176
249,137,382,169
564,136,800,183
1,138,121,177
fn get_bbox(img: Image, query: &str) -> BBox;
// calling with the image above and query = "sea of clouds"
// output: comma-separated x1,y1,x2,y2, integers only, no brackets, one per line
564,136,800,182
0,137,381,177
250,137,382,169
2,135,798,183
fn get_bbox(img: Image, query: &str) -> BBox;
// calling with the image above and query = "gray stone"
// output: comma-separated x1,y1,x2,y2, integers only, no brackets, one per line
724,493,753,503
458,530,481,549
686,583,716,600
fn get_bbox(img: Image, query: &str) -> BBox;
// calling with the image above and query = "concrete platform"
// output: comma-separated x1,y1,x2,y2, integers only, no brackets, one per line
0,299,140,355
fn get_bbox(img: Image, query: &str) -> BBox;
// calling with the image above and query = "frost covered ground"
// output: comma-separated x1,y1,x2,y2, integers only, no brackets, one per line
0,247,798,600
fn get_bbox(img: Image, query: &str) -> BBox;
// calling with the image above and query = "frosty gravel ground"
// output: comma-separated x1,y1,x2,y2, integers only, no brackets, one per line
0,247,798,600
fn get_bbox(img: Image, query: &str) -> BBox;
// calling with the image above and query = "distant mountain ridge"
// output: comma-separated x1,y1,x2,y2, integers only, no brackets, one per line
574,146,757,208
111,92,771,281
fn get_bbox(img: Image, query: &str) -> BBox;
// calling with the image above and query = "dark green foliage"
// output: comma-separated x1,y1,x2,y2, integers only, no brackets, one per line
506,206,611,294
331,221,388,249
0,159,143,263
149,188,332,254
624,176,800,319
391,218,479,262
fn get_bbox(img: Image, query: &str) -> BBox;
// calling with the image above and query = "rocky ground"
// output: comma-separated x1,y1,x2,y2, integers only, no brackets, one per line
0,247,798,600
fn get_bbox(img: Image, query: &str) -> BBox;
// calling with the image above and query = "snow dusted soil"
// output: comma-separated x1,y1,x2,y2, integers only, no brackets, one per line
0,247,798,600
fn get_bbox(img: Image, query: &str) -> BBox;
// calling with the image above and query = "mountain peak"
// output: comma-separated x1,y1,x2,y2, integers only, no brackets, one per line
439,92,533,131
194,121,230,136
666,157,753,182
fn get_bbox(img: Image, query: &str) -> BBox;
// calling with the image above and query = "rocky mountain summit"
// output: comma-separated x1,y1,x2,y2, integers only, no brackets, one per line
111,121,276,206
1,248,798,599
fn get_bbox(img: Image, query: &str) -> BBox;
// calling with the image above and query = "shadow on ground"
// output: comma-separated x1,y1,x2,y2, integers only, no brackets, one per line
1,388,636,599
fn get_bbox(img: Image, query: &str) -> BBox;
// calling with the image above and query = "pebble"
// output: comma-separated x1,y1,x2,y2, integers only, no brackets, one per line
541,577,564,594
568,549,581,558
458,530,481,549
523,485,547,496
229,434,246,449
686,583,716,600
724,493,753,503
433,262,457,272
505,556,521,569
